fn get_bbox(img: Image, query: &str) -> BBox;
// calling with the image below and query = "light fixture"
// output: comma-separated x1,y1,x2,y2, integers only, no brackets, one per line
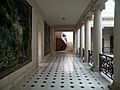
61,17,66,20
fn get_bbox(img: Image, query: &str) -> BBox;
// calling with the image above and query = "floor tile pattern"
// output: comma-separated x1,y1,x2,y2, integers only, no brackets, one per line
16,52,110,90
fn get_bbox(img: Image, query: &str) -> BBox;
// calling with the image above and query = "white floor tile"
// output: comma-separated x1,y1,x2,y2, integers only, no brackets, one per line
15,52,111,90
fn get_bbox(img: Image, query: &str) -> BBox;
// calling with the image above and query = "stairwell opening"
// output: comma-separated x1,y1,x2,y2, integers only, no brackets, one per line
55,31,73,52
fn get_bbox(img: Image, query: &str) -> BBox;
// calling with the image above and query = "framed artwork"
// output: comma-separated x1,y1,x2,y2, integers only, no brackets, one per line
0,0,32,79
44,21,50,56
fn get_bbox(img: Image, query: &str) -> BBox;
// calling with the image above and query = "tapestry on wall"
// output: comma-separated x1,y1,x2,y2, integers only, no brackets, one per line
0,0,32,79
44,21,50,56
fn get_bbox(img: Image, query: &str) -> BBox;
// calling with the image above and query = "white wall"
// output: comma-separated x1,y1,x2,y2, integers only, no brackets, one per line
0,0,45,90
91,27,113,49
50,29,56,55
103,28,113,47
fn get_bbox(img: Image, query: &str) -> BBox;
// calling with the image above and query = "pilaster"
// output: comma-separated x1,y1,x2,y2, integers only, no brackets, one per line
109,0,120,89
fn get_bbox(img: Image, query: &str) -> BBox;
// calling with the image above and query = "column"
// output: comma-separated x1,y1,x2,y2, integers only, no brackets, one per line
74,30,78,54
92,7,102,70
76,30,78,54
79,28,81,55
77,29,80,54
80,25,85,58
84,19,91,62
73,31,75,53
109,0,120,89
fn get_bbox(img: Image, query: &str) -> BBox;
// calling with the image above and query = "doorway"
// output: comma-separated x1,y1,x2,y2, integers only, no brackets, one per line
55,31,73,52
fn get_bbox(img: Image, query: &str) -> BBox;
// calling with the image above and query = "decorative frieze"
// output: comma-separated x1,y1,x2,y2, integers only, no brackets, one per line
102,17,114,21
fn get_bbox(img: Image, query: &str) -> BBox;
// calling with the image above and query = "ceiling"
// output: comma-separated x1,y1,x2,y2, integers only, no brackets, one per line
34,0,91,26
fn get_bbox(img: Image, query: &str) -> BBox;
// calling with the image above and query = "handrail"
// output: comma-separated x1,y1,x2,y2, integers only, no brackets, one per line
102,47,114,54
61,33,67,44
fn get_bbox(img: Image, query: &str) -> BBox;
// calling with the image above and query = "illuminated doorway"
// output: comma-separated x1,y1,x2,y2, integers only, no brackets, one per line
55,31,73,52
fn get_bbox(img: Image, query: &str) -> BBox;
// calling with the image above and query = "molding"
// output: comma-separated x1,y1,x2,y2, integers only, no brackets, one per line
103,27,114,30
75,0,108,30
29,0,52,26
91,0,107,11
75,0,96,28
29,0,108,31
55,30,74,32
52,25,75,31
52,24,75,28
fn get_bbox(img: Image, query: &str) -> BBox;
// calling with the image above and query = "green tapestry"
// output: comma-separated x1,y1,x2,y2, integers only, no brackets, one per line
0,0,32,79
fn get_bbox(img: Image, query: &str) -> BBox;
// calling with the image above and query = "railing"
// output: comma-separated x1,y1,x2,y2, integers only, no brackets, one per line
99,54,114,80
82,48,85,58
88,50,93,65
102,47,114,54
110,48,114,54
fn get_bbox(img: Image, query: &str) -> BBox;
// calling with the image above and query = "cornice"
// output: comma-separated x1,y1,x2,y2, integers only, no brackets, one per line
28,0,52,26
52,24,75,31
75,0,108,30
52,25,75,28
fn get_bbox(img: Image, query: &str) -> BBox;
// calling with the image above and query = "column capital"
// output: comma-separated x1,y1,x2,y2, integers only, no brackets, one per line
79,21,85,27
91,5,105,13
84,16,92,22
91,0,107,13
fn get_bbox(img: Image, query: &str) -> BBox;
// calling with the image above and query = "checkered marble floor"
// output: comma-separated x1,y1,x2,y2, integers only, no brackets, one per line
14,52,111,90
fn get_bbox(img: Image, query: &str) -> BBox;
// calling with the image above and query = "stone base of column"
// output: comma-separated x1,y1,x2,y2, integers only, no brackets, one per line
108,82,120,90
83,50,87,63
83,59,87,63
90,66,99,72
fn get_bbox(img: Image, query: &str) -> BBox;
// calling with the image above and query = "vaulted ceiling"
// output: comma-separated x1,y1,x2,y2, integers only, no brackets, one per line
34,0,91,26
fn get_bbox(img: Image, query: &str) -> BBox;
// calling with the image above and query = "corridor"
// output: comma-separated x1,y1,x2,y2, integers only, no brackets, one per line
14,52,110,90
